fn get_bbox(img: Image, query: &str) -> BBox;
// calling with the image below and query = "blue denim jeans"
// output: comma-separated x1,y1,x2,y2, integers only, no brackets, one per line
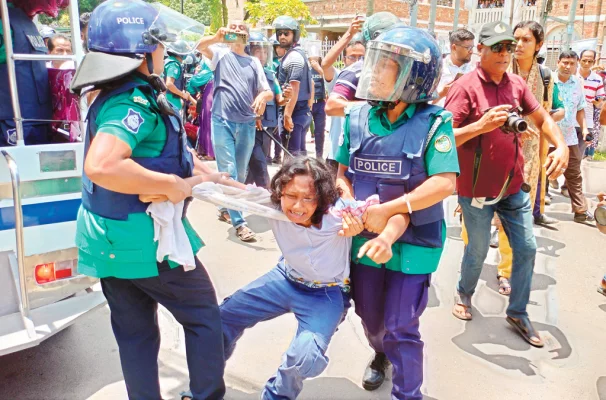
211,114,256,229
457,190,537,318
220,265,348,400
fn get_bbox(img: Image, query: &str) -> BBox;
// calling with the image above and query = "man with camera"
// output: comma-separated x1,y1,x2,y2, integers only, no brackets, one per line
554,51,594,223
197,21,273,242
445,21,568,347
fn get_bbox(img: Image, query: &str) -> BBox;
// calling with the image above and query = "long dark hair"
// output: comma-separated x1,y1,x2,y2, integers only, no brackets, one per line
513,21,544,56
270,156,342,225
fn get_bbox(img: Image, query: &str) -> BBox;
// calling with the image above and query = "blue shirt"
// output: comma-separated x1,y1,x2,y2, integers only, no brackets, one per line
553,73,586,146
268,205,351,287
209,46,270,123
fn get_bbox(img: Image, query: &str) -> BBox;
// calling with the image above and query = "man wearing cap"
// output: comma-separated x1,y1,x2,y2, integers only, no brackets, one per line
445,21,568,347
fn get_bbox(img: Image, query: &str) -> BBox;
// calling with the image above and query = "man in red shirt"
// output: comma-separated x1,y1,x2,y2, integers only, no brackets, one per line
445,21,568,347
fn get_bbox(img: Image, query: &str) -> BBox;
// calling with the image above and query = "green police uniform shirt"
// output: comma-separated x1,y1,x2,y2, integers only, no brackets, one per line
164,55,184,110
335,104,460,274
76,76,203,279
552,82,564,110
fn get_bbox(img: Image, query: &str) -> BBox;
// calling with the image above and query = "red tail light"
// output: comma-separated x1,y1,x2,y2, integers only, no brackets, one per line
34,259,76,284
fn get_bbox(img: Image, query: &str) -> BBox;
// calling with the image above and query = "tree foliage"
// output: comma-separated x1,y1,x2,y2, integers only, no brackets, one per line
244,0,316,34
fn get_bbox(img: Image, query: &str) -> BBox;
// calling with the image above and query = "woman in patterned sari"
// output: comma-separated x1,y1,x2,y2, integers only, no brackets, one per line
494,21,565,294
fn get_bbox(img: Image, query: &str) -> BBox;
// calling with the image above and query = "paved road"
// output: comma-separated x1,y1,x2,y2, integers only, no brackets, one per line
1,153,606,400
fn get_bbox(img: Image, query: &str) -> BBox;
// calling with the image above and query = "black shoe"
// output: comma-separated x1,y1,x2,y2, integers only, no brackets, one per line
362,352,390,391
534,214,558,225
574,210,595,223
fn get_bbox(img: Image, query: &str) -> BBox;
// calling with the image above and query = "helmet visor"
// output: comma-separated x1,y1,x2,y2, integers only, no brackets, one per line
148,3,205,56
355,42,415,102
249,42,273,69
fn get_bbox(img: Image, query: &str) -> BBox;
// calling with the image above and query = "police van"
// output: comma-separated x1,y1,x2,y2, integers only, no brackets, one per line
0,0,105,356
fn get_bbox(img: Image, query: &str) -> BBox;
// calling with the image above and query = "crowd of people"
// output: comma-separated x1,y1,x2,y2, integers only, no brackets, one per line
2,0,606,399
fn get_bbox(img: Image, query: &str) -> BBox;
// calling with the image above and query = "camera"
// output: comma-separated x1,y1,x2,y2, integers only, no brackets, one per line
500,109,528,135
585,132,594,142
224,32,248,44
596,205,606,226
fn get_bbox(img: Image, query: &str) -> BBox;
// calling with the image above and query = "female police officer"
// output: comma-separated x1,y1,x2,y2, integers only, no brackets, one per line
70,1,225,399
334,26,459,398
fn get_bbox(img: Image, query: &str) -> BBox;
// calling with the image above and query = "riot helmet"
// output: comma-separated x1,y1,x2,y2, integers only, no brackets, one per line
71,0,204,91
273,16,301,45
361,12,402,45
356,26,443,105
248,31,273,69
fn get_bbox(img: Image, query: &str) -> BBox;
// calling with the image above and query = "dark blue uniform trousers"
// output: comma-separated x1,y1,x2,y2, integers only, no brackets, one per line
101,258,225,400
311,100,326,159
245,129,270,188
350,262,430,400
282,107,312,156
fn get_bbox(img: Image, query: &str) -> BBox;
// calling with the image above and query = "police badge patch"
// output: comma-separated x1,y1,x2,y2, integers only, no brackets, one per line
434,135,452,153
122,108,145,134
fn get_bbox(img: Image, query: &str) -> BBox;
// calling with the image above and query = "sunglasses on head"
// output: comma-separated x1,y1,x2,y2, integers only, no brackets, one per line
230,24,247,31
490,43,516,54
276,30,291,37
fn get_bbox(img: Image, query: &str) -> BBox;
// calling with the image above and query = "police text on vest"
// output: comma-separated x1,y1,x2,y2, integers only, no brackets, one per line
353,157,402,175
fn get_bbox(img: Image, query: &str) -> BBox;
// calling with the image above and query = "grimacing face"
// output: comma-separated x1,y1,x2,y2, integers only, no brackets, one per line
280,174,318,227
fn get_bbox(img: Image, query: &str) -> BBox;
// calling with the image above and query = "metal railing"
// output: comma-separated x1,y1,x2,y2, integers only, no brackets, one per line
0,0,84,145
0,0,84,316
1,151,28,315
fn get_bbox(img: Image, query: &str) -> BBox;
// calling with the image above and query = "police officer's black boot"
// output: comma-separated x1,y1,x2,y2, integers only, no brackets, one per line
362,352,390,391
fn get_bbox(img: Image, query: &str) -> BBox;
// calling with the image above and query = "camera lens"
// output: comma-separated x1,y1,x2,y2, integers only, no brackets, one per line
514,119,527,133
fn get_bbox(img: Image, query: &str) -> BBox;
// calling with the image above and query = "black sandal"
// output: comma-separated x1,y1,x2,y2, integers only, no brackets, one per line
506,316,544,348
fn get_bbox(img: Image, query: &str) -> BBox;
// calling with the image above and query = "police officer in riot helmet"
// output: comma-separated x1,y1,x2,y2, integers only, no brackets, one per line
273,16,313,155
70,1,226,398
164,39,197,114
335,25,459,397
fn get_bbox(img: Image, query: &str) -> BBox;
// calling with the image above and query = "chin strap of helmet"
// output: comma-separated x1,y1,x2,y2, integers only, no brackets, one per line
368,100,399,111
143,53,177,117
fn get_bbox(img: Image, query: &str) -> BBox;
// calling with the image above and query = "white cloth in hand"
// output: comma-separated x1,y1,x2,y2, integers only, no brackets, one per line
146,201,196,271
192,182,290,221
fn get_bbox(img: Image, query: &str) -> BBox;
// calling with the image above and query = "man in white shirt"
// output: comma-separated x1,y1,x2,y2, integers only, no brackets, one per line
434,28,475,106
578,49,605,158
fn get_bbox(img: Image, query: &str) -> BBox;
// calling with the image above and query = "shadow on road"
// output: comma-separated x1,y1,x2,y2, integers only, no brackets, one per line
599,304,606,313
535,235,566,258
0,309,124,400
451,309,572,376
478,262,557,297
222,376,439,400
